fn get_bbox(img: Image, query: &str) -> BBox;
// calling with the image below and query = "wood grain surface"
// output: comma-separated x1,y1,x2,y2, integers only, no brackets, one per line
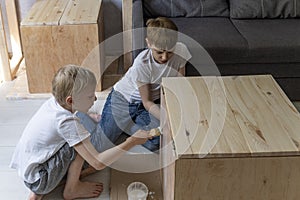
21,0,104,93
162,75,300,158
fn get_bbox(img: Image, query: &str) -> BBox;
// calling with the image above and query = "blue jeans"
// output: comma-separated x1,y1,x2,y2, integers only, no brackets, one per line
78,89,160,151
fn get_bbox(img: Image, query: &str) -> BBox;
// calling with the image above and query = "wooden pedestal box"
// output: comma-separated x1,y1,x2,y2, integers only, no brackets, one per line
161,75,300,200
21,0,104,93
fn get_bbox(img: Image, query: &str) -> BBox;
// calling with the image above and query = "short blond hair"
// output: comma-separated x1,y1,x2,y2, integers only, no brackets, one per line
146,17,178,50
52,64,96,107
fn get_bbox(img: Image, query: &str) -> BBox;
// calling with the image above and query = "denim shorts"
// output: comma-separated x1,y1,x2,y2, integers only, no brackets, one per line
24,143,76,195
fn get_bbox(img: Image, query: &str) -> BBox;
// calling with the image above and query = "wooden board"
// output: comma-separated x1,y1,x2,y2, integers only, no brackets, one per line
122,0,133,71
60,0,102,24
162,75,300,158
173,156,300,200
21,24,102,93
5,0,23,75
21,0,69,26
0,1,23,82
110,169,163,200
0,5,11,81
161,88,175,200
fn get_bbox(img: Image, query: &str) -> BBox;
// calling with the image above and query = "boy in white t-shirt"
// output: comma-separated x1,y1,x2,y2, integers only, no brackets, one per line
10,65,152,200
79,17,191,151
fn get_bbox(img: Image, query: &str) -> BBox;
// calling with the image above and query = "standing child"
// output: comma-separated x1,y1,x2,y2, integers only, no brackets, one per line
10,65,151,200
79,17,191,152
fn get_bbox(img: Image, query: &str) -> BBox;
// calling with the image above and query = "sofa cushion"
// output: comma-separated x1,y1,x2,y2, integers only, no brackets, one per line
171,17,248,68
143,0,229,18
230,0,300,18
231,19,300,63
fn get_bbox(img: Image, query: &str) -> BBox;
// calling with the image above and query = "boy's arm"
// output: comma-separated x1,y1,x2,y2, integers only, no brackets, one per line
73,129,151,170
138,82,160,120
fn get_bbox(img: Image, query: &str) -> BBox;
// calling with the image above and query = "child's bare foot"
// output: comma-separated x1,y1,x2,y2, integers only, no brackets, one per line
28,192,43,200
63,181,103,200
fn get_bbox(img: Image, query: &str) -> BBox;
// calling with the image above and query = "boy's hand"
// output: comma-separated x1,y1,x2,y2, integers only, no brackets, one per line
149,128,161,137
127,130,152,146
88,113,101,122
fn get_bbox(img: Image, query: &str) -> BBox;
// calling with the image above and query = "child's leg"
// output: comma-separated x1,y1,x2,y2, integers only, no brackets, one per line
100,89,135,140
24,143,101,200
63,154,103,200
24,143,75,199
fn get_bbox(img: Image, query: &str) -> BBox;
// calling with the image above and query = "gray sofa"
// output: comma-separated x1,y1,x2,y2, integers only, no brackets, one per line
122,0,300,100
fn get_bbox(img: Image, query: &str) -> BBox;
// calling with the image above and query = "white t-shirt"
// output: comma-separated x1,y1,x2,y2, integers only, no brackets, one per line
114,42,191,102
9,97,90,183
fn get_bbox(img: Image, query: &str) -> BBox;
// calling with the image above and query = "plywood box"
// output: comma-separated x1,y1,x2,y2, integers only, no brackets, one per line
21,0,104,93
161,75,300,200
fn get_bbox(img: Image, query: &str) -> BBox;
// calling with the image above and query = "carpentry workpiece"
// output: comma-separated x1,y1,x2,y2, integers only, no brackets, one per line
21,0,104,93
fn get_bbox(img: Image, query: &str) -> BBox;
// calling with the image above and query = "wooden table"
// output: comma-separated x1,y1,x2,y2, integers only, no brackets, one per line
161,75,300,200
21,0,104,93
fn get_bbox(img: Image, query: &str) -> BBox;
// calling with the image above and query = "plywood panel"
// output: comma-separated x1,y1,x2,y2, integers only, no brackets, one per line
122,0,133,71
21,0,104,93
60,0,102,24
0,5,11,81
223,76,299,155
21,0,69,26
5,0,23,75
161,89,175,200
174,156,300,200
21,26,54,92
22,24,102,93
162,75,300,158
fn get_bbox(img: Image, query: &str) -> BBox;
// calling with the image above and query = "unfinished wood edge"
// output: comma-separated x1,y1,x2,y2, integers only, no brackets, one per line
5,0,22,53
92,0,105,92
161,88,175,200
20,1,44,26
60,0,102,25
122,0,133,71
9,55,24,79
0,5,12,81
5,0,23,77
268,75,299,112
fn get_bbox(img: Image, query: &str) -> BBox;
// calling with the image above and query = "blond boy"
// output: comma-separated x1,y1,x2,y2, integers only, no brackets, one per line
10,65,151,200
82,17,192,152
